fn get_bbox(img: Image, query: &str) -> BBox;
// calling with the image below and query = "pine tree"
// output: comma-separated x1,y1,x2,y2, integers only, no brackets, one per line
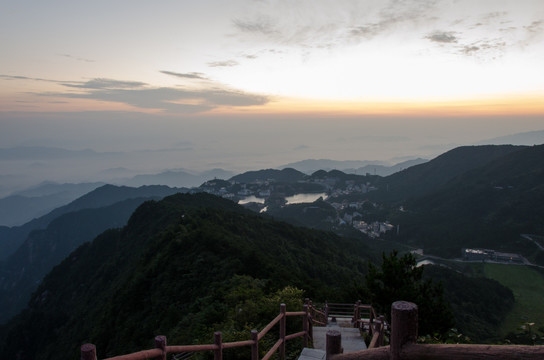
365,251,454,336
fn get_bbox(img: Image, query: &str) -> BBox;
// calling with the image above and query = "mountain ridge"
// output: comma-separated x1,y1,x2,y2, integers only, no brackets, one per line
382,144,544,258
0,197,158,324
0,182,105,226
0,184,185,261
371,145,527,203
0,192,372,360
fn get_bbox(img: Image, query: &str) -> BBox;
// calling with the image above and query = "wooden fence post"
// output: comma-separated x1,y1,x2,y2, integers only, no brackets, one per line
390,301,418,360
378,315,385,347
214,332,223,360
303,304,309,348
353,300,361,328
324,301,329,325
280,303,286,360
251,329,259,360
326,330,342,360
81,343,97,360
154,335,167,360
309,315,313,343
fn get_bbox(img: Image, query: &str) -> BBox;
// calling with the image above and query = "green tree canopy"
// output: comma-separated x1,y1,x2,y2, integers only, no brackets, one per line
365,251,454,336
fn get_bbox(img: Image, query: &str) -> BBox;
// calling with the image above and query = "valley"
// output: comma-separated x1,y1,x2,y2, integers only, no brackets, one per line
0,144,543,359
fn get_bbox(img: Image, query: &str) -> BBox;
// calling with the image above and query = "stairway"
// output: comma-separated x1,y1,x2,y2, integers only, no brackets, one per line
298,318,367,360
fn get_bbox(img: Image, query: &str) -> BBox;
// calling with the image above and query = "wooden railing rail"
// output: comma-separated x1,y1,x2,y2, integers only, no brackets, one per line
82,303,312,360
306,299,327,326
329,301,544,360
326,302,357,318
303,299,387,348
367,318,385,349
353,302,386,345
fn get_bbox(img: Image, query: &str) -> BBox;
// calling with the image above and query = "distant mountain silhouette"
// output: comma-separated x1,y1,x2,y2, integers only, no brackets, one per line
0,182,104,226
123,168,234,188
476,129,544,146
280,159,387,174
371,145,526,203
229,168,306,183
346,158,428,176
280,158,427,176
0,185,185,261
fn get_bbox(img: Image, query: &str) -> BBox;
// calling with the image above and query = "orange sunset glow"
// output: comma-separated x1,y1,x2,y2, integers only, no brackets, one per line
1,0,543,190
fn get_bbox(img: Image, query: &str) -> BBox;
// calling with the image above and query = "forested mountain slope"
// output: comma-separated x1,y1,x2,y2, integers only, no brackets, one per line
0,193,372,360
372,145,526,203
0,197,160,324
384,144,544,258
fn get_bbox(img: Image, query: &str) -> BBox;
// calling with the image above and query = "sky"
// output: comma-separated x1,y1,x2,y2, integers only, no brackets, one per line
1,0,543,190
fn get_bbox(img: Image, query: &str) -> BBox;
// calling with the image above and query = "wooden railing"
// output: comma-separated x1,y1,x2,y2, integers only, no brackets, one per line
82,300,544,360
325,302,357,320
330,301,544,360
307,303,327,327
307,300,387,351
81,303,312,360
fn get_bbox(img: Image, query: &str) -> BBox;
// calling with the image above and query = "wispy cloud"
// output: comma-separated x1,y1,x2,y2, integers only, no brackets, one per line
5,69,270,114
231,0,441,50
31,76,269,113
58,54,94,63
227,0,542,67
62,78,147,89
40,86,213,113
232,16,278,36
525,19,544,34
425,31,458,43
0,74,64,83
207,60,239,67
350,0,439,41
160,70,209,80
456,37,507,58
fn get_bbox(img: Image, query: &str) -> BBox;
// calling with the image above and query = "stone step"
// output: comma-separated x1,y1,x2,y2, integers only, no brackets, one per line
298,348,326,360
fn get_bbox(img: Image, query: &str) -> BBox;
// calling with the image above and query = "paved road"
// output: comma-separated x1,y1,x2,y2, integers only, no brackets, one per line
522,234,544,251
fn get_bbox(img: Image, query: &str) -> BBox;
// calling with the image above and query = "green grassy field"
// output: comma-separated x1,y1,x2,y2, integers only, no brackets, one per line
483,264,544,337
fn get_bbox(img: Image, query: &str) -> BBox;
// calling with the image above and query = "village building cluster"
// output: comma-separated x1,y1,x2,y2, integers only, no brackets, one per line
194,175,397,239
463,248,525,264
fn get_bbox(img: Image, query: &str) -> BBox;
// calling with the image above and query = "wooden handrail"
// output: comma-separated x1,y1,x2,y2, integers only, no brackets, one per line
104,349,163,360
307,301,328,326
287,311,306,316
222,340,255,349
258,312,283,341
85,300,390,360
286,331,307,341
368,320,384,349
262,339,283,360
93,300,544,360
312,320,327,326
311,308,327,318
331,301,544,360
165,344,218,353
88,302,313,360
